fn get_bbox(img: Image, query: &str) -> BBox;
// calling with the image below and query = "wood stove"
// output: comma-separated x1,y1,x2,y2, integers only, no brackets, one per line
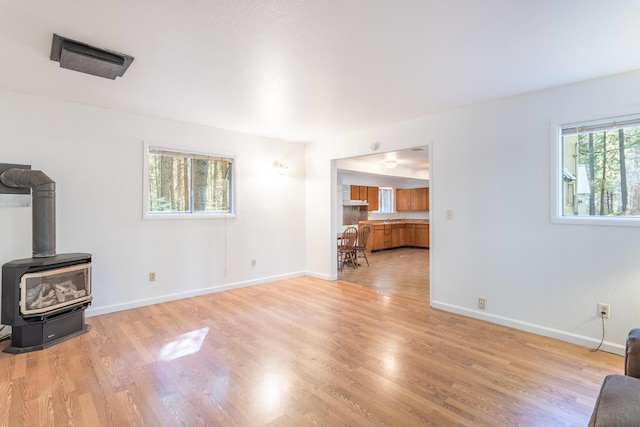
1,253,92,353
0,166,92,353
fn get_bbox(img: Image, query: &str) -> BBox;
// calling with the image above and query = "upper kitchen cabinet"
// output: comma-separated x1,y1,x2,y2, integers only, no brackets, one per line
396,188,411,211
396,187,429,211
350,185,367,201
410,187,428,211
350,185,379,211
367,186,379,211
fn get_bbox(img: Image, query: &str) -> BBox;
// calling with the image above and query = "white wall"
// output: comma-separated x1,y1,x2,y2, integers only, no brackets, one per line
306,70,640,354
0,89,306,318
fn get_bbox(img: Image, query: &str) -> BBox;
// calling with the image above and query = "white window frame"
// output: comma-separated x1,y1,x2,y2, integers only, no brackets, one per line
551,112,640,226
143,142,237,220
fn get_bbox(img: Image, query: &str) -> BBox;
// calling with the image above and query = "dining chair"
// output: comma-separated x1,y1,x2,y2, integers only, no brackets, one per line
338,226,358,271
354,225,371,267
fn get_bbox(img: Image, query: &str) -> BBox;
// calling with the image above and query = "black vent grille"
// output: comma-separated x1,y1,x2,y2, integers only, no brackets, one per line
50,34,134,80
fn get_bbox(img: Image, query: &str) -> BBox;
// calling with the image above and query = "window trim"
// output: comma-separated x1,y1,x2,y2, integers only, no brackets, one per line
551,112,640,227
376,187,394,214
143,142,237,220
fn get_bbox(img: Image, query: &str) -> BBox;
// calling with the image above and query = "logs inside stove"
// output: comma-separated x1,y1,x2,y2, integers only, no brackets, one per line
0,167,92,354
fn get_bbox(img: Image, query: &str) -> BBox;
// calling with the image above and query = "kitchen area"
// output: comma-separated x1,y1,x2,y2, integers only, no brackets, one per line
336,146,430,301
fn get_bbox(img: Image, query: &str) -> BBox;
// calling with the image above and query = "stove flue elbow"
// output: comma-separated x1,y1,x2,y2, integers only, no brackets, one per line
0,168,56,258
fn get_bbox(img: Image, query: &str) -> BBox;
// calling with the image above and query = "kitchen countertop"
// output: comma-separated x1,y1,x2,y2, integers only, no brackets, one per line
359,219,429,225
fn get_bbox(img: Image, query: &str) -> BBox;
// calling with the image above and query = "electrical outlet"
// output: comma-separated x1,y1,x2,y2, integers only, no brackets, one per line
478,298,485,310
598,303,610,319
149,272,156,282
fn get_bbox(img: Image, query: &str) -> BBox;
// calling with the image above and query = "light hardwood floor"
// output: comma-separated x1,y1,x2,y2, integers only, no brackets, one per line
0,276,622,426
339,247,429,302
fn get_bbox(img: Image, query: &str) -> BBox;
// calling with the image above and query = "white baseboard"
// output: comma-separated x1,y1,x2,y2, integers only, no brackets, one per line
304,270,332,281
86,271,307,317
431,300,626,356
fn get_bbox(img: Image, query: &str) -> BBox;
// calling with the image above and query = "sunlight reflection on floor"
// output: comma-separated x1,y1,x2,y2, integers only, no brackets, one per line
159,327,209,361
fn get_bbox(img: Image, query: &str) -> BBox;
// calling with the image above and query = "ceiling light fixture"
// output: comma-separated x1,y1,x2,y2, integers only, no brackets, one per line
273,160,289,175
385,160,397,169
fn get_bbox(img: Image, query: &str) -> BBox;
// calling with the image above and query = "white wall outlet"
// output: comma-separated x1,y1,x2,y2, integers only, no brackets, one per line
598,303,610,319
251,258,256,266
478,298,485,309
149,272,156,282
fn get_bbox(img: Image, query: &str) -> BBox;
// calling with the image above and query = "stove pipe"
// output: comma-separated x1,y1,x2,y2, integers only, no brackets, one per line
0,168,56,258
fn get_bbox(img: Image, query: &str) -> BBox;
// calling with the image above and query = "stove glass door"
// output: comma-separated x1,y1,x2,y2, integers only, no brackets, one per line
20,263,92,317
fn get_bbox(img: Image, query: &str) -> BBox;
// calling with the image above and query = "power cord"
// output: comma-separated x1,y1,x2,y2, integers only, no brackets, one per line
590,312,606,353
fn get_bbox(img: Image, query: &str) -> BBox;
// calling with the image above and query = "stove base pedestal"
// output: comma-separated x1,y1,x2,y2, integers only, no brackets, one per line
3,308,90,354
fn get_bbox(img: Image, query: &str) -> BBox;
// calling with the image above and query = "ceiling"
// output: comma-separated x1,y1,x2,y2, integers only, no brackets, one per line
1,1,640,143
337,146,429,180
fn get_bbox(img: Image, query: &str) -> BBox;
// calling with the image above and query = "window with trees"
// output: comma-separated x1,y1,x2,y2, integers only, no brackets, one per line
144,145,234,218
377,187,393,213
558,115,640,223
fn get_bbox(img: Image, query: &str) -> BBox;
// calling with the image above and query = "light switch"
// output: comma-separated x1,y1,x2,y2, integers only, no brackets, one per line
446,210,454,220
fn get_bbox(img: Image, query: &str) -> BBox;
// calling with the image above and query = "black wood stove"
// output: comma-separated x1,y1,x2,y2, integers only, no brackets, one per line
2,254,91,353
0,167,92,354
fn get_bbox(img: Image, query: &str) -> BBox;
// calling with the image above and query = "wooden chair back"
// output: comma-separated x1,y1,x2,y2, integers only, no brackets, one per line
357,225,371,249
339,227,358,249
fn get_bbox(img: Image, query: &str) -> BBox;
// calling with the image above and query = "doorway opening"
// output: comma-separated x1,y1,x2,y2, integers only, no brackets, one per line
335,145,431,303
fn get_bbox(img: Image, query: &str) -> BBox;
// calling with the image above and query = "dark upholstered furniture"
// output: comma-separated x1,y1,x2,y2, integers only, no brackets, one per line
589,328,640,426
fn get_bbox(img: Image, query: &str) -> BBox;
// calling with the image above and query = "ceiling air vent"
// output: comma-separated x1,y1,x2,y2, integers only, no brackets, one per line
50,34,134,80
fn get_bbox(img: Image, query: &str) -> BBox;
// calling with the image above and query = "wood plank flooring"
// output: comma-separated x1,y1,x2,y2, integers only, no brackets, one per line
339,247,429,302
0,276,622,426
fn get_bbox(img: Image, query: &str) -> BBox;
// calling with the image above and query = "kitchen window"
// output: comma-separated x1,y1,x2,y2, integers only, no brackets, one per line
553,114,640,225
377,187,393,213
143,144,235,219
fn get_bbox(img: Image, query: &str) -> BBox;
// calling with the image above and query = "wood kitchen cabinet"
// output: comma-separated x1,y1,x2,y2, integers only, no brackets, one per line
391,223,406,247
365,221,428,251
415,224,429,248
384,225,392,248
350,185,366,201
350,185,379,211
402,223,429,248
405,224,416,246
366,186,379,211
396,188,411,211
371,224,393,250
411,188,428,211
396,187,429,211
372,225,386,251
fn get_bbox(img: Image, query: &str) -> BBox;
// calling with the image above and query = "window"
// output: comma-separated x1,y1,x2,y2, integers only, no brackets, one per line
144,144,235,218
555,114,640,224
377,187,393,213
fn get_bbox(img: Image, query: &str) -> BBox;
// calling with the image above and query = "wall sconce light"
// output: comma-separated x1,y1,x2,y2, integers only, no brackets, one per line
273,160,289,175
385,160,397,169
